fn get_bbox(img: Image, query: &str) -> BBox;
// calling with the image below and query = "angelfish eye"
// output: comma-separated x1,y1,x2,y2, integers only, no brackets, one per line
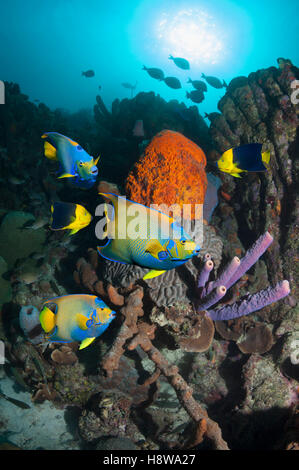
181,239,186,245
77,145,83,151
79,161,84,166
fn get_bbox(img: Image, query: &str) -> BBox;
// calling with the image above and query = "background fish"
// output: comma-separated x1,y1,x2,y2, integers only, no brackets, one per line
202,73,227,89
187,78,207,92
186,90,205,103
142,66,164,81
82,70,95,77
168,55,190,70
0,391,31,409
39,294,115,349
163,76,182,89
41,132,99,189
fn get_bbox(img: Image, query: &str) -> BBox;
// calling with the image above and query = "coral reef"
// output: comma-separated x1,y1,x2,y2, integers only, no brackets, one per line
207,65,299,306
78,391,142,443
0,66,298,450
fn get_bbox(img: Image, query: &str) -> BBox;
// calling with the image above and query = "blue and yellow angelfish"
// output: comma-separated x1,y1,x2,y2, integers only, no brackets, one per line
50,201,92,235
41,132,99,189
97,193,200,280
217,143,270,178
39,294,115,350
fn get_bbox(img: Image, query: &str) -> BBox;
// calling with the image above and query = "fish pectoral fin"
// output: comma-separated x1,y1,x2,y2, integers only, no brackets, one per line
57,173,76,179
144,240,164,259
76,314,89,330
39,306,56,333
69,228,80,236
44,141,57,160
79,337,96,350
143,269,166,280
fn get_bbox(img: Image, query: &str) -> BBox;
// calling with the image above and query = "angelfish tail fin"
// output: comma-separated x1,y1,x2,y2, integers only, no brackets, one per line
44,141,57,160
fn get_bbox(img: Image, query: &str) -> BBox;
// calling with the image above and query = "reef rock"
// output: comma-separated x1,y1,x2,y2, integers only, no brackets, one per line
207,64,299,315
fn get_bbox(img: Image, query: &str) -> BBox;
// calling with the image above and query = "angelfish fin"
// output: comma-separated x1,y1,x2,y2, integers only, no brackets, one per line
94,155,100,165
76,314,89,330
39,306,56,333
79,337,96,350
231,173,242,178
44,141,57,160
57,173,76,179
143,269,166,280
69,228,80,236
144,239,164,259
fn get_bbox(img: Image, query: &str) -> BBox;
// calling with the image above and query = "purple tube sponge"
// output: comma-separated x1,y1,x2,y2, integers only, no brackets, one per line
225,231,273,290
207,280,290,321
196,232,290,321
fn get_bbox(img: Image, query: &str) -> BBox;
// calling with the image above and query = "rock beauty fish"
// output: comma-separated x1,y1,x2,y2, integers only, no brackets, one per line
41,132,100,189
50,201,92,235
39,294,115,350
96,193,200,280
216,143,271,178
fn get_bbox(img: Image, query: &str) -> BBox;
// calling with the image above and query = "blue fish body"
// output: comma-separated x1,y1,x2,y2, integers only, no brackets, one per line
42,132,99,189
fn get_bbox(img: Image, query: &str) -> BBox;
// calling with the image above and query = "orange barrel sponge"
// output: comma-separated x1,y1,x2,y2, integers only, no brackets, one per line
125,130,207,217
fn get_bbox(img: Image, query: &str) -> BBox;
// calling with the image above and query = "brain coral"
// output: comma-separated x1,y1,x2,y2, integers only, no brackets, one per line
125,130,208,214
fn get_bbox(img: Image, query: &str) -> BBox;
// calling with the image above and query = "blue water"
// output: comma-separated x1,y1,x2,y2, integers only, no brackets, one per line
0,0,298,114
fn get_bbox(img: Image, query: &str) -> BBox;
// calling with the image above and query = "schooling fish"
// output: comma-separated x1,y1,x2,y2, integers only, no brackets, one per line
50,201,92,235
39,294,115,350
41,132,99,189
186,90,205,104
216,143,271,178
163,76,182,89
201,73,227,89
82,70,95,77
96,193,200,280
187,78,207,92
142,66,164,81
169,55,190,70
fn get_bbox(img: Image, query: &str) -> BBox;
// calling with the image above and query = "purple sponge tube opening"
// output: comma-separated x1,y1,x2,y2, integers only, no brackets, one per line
206,280,290,321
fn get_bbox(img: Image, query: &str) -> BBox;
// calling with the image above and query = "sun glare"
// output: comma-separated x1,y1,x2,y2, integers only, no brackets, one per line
156,8,226,65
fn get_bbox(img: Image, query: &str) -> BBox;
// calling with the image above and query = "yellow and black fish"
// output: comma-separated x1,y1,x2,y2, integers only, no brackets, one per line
50,201,92,235
216,143,270,178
